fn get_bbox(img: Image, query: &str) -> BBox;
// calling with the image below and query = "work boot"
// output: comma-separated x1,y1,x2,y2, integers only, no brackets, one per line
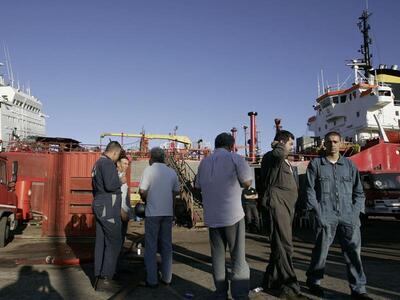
306,280,324,298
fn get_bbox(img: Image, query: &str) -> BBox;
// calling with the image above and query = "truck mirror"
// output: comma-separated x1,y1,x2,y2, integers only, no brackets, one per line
11,161,18,183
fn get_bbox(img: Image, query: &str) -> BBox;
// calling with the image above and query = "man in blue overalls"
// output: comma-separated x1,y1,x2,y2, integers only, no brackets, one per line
305,131,372,300
92,141,123,291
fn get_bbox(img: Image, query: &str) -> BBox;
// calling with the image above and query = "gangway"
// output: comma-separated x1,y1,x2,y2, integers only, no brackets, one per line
166,154,204,227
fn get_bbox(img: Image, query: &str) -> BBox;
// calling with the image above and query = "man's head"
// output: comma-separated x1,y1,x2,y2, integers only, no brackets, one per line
324,131,341,156
273,130,295,153
117,152,130,173
150,147,165,165
104,141,122,162
214,133,235,151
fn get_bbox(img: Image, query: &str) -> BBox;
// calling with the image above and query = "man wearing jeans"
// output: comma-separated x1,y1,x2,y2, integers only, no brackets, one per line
195,133,252,300
305,131,372,300
139,147,180,287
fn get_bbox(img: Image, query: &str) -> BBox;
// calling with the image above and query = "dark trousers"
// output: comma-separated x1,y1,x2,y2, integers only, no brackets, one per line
209,218,250,300
243,202,260,232
93,207,122,278
306,218,367,294
263,200,299,293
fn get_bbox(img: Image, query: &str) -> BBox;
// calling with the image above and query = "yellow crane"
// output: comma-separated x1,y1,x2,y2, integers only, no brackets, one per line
100,132,192,150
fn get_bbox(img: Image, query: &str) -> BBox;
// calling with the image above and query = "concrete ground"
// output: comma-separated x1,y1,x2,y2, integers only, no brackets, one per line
0,217,399,300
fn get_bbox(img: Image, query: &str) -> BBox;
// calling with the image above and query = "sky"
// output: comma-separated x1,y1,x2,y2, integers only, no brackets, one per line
1,0,399,152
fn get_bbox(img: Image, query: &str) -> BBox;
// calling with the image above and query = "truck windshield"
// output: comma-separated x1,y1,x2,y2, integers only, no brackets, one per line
364,173,400,190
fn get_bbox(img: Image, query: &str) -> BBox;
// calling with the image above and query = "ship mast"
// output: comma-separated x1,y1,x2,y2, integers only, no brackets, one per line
358,9,373,76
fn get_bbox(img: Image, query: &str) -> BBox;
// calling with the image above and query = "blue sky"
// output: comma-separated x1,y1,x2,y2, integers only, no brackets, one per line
1,0,399,152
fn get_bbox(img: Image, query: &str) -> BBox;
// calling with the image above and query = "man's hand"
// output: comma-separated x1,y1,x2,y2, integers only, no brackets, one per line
271,141,279,148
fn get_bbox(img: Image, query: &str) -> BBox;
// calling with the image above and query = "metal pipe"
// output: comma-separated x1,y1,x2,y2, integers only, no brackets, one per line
231,127,238,152
248,112,257,163
243,125,248,157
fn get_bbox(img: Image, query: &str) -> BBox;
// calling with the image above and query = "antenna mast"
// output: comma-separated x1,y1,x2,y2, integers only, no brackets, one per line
357,8,373,76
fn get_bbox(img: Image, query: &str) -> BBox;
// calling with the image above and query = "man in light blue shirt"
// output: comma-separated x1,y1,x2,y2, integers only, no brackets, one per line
195,133,252,300
139,147,180,287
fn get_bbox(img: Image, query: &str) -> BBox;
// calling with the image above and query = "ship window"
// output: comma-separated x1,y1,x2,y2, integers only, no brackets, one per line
356,111,360,117
340,96,346,103
321,98,331,109
378,90,391,97
318,127,321,132
332,97,339,104
325,124,327,129
396,111,399,116
333,121,336,126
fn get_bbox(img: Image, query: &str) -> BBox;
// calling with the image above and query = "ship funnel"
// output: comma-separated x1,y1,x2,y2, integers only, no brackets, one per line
247,112,257,163
392,64,398,70
230,127,238,152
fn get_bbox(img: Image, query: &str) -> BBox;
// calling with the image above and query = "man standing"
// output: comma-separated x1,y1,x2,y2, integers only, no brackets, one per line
92,141,123,291
195,133,252,300
139,147,180,287
305,131,372,300
260,130,304,300
117,153,132,248
242,188,260,233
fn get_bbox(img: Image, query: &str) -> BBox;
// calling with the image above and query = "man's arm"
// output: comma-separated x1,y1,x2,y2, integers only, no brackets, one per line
103,161,122,193
351,163,366,214
139,189,148,203
270,143,287,160
305,159,319,213
235,155,253,189
139,168,150,203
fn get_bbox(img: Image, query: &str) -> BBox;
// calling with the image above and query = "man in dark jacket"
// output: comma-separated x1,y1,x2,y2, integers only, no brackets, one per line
92,141,123,291
305,131,372,300
260,130,304,300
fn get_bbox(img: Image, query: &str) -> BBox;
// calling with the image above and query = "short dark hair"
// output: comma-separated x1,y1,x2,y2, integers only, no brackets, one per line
150,147,165,163
274,130,294,143
215,133,235,149
105,141,122,152
118,150,128,161
325,131,341,140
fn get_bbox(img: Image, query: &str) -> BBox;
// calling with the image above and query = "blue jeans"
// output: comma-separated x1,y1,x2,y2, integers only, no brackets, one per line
306,218,367,294
144,216,173,285
209,218,249,300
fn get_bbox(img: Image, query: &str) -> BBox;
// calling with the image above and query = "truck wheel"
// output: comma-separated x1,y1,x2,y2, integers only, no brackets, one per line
0,216,10,248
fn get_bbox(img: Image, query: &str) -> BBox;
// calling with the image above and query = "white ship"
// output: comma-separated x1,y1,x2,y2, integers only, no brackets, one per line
0,63,46,145
305,9,400,147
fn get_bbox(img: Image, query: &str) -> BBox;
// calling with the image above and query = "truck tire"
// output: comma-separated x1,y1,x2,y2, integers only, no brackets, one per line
0,216,10,248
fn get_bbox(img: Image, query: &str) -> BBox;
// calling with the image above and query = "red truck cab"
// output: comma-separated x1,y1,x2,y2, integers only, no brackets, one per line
361,171,400,219
0,157,19,247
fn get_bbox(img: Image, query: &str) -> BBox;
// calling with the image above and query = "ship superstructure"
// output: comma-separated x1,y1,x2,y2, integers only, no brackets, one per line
306,10,400,145
0,65,46,144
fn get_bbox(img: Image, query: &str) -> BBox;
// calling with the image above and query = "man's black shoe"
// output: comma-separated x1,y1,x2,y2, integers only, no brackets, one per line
306,281,324,298
351,292,373,300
